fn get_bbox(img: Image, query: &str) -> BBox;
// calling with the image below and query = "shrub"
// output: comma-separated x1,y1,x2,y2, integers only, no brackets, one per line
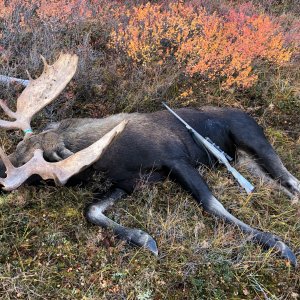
0,0,98,21
110,2,292,89
0,0,298,113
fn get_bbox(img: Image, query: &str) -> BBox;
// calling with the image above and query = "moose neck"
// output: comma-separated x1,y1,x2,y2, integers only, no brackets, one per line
55,113,138,152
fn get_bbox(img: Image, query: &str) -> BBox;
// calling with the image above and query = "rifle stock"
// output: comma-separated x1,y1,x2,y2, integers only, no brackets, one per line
162,102,254,194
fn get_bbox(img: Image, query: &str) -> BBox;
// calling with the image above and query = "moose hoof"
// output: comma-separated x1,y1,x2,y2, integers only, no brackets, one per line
253,232,297,267
118,228,158,255
144,236,159,256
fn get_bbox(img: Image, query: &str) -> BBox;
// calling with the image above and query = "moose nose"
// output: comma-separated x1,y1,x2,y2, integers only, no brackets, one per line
0,162,7,178
0,182,8,194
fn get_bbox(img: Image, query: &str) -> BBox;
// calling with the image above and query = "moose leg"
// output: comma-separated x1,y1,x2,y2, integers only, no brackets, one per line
236,150,298,199
231,119,300,197
85,188,158,255
166,159,297,266
245,144,299,197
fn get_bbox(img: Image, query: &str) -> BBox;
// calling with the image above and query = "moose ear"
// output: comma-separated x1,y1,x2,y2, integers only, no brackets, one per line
0,53,78,134
0,120,128,191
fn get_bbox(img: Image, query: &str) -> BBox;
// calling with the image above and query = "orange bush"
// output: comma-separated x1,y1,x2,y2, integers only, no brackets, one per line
110,2,292,89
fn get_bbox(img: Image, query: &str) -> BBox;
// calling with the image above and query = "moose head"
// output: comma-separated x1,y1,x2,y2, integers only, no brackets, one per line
0,53,127,190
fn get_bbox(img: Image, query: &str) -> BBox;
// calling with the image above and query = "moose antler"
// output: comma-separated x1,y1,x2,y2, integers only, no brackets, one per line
0,120,128,191
0,53,78,133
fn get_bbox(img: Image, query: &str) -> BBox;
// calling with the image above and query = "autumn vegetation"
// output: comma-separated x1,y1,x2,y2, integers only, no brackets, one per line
0,0,299,299
110,2,293,89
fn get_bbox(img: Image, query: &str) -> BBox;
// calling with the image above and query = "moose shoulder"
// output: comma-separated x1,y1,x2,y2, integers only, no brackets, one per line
2,106,299,266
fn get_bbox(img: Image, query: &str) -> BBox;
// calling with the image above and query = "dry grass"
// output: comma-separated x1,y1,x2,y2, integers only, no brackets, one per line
0,145,299,299
0,0,300,299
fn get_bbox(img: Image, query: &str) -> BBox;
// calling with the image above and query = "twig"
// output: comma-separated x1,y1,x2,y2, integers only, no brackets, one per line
0,75,29,86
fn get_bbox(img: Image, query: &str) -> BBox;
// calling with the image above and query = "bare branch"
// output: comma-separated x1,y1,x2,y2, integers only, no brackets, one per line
0,75,29,86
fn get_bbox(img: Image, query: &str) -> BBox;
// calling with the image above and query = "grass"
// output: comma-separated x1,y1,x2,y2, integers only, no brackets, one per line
0,0,300,299
0,132,299,299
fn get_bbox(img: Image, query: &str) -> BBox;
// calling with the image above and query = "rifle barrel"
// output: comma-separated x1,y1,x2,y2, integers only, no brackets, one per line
162,102,192,130
162,102,254,194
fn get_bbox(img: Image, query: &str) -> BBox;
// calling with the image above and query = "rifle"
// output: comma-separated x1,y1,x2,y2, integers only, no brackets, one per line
162,102,254,194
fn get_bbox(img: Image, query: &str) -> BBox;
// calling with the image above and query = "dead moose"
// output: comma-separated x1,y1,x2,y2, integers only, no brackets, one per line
0,54,299,266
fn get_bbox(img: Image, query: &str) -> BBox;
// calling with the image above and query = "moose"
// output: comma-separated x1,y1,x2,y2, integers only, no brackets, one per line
0,54,299,266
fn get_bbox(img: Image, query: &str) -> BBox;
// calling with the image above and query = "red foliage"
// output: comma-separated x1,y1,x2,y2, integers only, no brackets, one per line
110,2,293,89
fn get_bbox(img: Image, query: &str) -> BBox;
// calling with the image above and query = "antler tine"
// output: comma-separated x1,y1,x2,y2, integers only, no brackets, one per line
0,120,128,191
0,99,17,119
0,146,40,189
0,53,78,134
0,147,15,173
26,70,33,81
40,55,49,71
